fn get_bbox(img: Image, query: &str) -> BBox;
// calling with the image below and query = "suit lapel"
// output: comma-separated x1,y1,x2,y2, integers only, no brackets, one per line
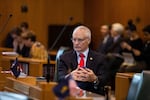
69,50,95,70
86,50,94,69
70,51,78,70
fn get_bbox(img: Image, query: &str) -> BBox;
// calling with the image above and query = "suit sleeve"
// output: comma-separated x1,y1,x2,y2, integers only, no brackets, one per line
57,55,69,81
95,55,111,88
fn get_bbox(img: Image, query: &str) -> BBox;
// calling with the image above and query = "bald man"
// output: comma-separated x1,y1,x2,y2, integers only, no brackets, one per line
58,25,110,95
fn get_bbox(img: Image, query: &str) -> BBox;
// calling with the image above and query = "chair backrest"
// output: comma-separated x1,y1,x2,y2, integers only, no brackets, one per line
127,71,150,100
126,73,141,100
135,71,150,100
53,46,70,82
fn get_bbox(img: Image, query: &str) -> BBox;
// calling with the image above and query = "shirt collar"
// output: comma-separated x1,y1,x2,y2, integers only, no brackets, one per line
113,35,120,42
76,48,89,58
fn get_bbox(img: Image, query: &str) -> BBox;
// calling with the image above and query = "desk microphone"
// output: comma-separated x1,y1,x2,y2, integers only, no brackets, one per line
0,14,13,34
46,17,74,83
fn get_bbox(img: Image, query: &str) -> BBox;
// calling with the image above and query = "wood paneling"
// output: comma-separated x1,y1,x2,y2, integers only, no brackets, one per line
115,73,134,100
84,0,150,49
1,0,150,50
0,0,84,48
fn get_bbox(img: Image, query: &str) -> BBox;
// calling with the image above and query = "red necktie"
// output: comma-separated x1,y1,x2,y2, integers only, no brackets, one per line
79,53,85,67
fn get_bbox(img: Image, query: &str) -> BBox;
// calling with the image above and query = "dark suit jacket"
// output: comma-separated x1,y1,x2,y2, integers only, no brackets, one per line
98,36,113,54
106,36,124,54
142,41,150,69
58,49,110,95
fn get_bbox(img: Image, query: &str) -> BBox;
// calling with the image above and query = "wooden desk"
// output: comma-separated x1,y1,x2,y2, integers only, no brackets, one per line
0,56,55,77
4,77,37,97
4,77,112,100
0,47,13,52
115,73,134,100
0,67,12,91
4,77,93,100
0,47,13,67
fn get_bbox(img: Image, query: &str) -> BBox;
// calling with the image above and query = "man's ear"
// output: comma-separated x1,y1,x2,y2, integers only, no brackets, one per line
88,38,91,44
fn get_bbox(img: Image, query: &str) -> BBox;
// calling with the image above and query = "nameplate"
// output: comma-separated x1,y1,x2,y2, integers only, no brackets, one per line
14,81,30,95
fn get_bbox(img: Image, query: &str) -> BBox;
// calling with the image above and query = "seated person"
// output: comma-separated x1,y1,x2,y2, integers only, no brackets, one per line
4,27,30,57
4,27,22,48
142,25,150,69
120,22,146,72
21,31,48,60
97,25,113,54
106,23,125,54
20,22,30,33
58,25,110,95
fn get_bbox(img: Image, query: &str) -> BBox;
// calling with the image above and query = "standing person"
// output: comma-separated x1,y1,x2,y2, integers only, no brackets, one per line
97,25,113,54
21,31,48,60
58,25,110,95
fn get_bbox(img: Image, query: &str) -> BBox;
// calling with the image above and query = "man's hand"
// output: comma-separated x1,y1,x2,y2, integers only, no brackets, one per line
71,67,97,82
85,68,97,82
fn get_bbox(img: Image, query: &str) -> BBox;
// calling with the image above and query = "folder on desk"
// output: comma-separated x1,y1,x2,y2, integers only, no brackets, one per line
122,52,135,65
2,52,19,56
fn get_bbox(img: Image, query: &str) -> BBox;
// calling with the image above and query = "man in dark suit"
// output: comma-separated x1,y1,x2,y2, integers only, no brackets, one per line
142,25,150,69
58,25,110,95
107,23,124,54
97,25,113,54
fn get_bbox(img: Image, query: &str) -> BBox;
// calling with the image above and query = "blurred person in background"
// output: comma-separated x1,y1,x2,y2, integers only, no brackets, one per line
119,21,146,72
4,27,30,57
97,25,113,54
5,27,22,48
20,22,30,33
21,31,48,60
106,23,124,54
142,25,150,70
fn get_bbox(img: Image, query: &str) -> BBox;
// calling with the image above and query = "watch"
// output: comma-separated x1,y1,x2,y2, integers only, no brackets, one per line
93,77,99,89
93,77,99,84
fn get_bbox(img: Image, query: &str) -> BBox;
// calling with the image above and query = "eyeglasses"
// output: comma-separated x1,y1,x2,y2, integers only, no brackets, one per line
71,38,88,43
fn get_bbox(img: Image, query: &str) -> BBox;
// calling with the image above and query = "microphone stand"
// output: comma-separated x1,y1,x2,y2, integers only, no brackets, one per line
0,14,12,34
46,17,73,83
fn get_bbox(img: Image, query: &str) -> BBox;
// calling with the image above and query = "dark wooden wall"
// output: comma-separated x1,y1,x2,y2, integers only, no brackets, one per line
84,0,150,49
0,0,84,48
1,0,150,50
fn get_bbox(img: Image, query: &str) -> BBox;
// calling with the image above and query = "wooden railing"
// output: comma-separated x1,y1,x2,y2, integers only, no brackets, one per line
0,47,57,78
4,77,94,100
115,73,134,100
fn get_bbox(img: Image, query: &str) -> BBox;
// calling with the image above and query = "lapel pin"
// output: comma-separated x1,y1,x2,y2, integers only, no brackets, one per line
90,57,93,60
